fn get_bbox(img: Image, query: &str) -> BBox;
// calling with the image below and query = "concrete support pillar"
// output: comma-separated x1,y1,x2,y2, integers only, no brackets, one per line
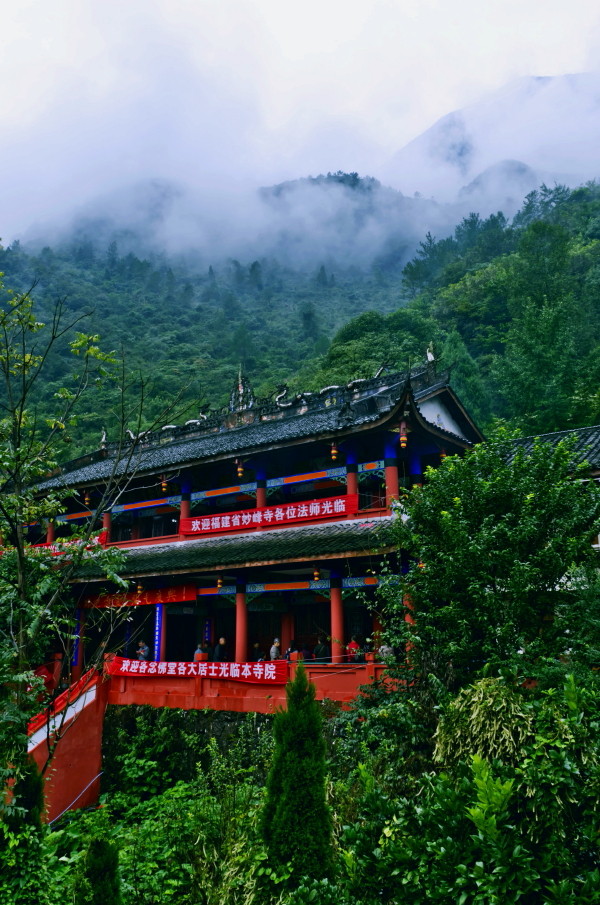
330,576,345,664
384,437,399,510
281,611,294,655
256,467,267,508
235,584,248,662
102,511,111,543
46,521,56,544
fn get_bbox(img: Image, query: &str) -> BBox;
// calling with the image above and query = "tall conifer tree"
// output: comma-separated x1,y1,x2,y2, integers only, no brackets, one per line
260,663,333,880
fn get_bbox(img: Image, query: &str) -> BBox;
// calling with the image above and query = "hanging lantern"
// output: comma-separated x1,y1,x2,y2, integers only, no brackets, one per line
313,567,320,582
136,582,143,594
217,575,223,589
84,491,91,507
161,476,168,493
399,421,408,448
236,458,244,478
440,448,447,460
331,442,338,461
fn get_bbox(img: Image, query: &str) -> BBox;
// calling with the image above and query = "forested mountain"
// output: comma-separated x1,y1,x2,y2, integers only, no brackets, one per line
384,73,600,207
308,182,600,434
2,179,600,454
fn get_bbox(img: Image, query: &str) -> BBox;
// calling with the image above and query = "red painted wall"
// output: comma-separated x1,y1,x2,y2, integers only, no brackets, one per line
29,664,387,821
29,677,109,823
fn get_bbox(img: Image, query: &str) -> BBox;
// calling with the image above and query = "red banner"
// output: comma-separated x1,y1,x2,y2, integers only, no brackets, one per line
180,493,358,537
107,656,289,684
83,584,198,609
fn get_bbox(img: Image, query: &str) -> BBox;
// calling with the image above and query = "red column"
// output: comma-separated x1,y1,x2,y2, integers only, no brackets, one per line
256,468,267,508
180,493,191,521
235,587,248,662
256,482,267,508
372,613,383,649
346,463,358,498
102,511,111,542
46,521,56,544
384,438,399,510
330,579,344,663
281,611,294,655
384,462,399,509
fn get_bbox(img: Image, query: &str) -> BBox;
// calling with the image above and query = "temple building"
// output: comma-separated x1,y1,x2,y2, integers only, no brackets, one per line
27,364,600,820
35,362,484,674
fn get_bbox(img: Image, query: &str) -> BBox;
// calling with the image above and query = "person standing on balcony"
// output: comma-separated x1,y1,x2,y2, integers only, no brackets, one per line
194,644,209,662
346,635,361,662
213,637,228,661
313,636,330,663
270,638,281,660
137,640,149,661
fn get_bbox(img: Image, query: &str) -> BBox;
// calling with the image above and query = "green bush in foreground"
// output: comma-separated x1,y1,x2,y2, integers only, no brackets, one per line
261,663,333,882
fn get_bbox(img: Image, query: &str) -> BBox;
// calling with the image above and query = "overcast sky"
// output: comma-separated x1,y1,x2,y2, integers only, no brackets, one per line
2,0,600,240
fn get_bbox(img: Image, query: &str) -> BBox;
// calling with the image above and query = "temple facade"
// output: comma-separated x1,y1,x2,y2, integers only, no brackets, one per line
34,363,484,676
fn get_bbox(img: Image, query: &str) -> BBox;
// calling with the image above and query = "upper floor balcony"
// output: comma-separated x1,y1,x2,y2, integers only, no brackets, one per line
34,459,394,549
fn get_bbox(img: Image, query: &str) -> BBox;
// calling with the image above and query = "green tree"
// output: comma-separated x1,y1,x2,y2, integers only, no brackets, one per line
384,430,600,689
260,663,333,882
0,277,189,902
74,836,121,905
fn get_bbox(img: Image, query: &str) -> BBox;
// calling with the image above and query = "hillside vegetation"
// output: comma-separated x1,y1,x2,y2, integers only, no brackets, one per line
2,179,600,453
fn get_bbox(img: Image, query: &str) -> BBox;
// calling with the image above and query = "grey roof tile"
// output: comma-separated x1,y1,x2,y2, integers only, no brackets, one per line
76,515,394,579
512,425,600,469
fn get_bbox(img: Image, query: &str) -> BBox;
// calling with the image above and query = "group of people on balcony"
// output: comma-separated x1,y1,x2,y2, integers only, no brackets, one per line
188,634,396,664
266,635,372,663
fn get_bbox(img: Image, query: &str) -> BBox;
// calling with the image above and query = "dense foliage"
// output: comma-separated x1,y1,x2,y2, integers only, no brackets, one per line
1,180,597,457
18,431,599,904
385,430,600,689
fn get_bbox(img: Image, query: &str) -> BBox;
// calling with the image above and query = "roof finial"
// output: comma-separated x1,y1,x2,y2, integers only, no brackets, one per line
229,366,255,412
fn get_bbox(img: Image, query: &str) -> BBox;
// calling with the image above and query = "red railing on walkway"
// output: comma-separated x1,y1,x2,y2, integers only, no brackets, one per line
105,660,387,714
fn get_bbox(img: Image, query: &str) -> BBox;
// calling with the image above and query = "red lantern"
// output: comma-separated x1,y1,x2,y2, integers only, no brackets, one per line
399,421,408,448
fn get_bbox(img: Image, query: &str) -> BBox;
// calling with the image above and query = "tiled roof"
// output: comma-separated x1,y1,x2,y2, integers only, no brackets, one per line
39,364,478,491
76,516,394,579
40,374,415,490
511,425,600,469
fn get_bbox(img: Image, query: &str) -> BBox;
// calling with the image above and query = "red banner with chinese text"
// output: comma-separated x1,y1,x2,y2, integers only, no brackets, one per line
106,656,289,684
180,494,358,537
83,584,198,609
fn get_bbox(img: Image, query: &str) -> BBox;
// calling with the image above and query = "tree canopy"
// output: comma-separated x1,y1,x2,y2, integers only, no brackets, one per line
384,430,600,688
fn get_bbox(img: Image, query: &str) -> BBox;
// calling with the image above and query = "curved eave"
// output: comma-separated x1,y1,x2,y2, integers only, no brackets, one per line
74,516,395,581
413,382,485,445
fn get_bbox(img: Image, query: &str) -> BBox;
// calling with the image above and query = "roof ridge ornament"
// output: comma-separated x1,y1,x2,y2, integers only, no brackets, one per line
229,367,255,413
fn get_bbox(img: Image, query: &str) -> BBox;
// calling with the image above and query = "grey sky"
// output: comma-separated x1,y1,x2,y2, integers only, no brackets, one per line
2,0,600,239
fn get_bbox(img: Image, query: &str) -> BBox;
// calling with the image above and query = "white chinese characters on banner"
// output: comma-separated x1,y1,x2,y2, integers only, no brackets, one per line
109,657,286,684
183,494,357,537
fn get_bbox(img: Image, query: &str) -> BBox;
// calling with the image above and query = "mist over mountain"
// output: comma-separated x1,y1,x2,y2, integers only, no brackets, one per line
19,72,600,272
384,72,600,212
28,172,461,273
